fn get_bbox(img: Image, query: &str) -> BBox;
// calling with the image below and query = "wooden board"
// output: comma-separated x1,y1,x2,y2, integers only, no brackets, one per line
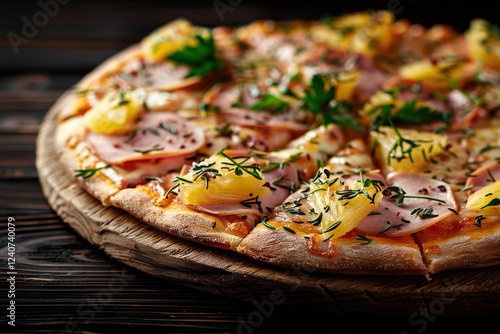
36,91,500,317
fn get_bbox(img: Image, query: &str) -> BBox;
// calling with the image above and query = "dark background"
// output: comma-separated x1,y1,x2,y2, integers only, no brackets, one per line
2,0,499,73
1,1,499,333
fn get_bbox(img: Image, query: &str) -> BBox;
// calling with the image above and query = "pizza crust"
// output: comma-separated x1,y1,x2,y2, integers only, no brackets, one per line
55,114,121,206
237,224,427,275
110,188,245,250
416,223,500,274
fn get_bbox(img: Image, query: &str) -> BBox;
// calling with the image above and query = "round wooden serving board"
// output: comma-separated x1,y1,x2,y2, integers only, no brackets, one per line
36,92,500,318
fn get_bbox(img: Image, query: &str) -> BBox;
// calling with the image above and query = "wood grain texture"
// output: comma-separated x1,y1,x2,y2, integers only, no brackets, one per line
36,92,500,317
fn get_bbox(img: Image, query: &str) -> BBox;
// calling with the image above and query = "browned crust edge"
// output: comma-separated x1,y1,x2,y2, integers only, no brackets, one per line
110,188,243,251
236,224,428,275
421,226,500,274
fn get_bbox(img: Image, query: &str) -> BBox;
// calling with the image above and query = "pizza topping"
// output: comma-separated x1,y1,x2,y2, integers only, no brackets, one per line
203,83,313,150
301,74,364,132
84,112,204,164
370,125,447,174
141,18,211,62
74,164,111,179
465,163,500,193
465,19,500,71
83,89,146,135
167,33,224,79
112,60,200,91
312,10,395,56
356,172,458,237
466,179,500,212
278,170,384,240
173,151,270,206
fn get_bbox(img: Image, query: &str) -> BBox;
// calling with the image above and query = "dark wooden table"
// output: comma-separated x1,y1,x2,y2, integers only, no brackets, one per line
1,1,499,332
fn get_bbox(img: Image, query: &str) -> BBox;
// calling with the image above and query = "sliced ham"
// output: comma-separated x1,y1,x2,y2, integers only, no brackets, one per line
203,83,314,151
466,163,500,193
300,49,391,104
85,112,205,164
355,172,458,237
112,58,200,91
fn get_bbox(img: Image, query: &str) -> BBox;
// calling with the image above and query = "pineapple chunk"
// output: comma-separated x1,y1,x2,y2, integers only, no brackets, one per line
312,10,394,55
466,180,500,212
309,172,382,239
360,90,395,125
370,126,447,173
83,89,145,135
399,57,469,89
141,18,209,61
178,152,271,206
465,19,500,72
331,69,360,101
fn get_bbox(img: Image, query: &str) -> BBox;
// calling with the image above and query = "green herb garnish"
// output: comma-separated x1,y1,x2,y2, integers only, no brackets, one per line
167,34,223,78
301,74,364,132
385,186,447,206
250,93,290,114
74,165,111,179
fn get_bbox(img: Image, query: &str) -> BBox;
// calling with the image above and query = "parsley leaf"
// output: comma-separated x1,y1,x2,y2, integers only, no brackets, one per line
250,93,290,114
167,34,223,78
481,197,500,210
370,98,451,131
301,74,364,132
393,100,451,126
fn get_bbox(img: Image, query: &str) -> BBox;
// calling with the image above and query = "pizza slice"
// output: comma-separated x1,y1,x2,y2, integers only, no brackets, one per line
236,138,430,275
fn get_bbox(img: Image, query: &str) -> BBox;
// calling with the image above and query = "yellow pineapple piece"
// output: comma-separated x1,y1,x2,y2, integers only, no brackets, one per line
312,10,394,56
177,152,271,206
141,18,210,61
370,126,447,173
309,172,382,239
84,90,145,135
360,90,395,125
330,69,360,101
399,56,470,89
465,19,500,72
83,89,145,135
466,180,500,212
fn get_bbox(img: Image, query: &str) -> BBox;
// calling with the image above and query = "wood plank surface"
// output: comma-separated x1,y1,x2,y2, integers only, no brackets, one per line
2,1,500,332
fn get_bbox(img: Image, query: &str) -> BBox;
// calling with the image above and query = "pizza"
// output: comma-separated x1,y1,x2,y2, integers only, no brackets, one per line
53,10,500,276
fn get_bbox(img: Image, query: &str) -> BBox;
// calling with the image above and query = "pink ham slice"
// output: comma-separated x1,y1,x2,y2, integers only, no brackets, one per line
466,163,500,193
112,59,200,91
85,112,205,165
204,84,314,151
355,172,458,237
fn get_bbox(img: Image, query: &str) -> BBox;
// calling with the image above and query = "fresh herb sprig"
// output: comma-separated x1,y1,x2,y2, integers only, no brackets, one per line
250,93,290,114
334,171,384,204
385,186,447,206
167,34,223,78
380,109,433,166
218,151,262,180
368,87,451,132
301,74,364,132
74,165,111,179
